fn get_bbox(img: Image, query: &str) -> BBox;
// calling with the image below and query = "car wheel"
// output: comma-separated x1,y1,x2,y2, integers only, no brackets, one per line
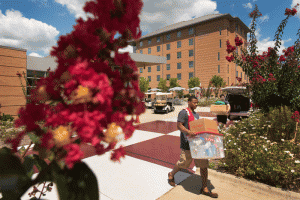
154,110,157,114
166,109,169,114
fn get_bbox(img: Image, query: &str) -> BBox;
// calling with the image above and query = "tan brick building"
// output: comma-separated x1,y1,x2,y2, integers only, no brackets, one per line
0,45,27,118
131,13,250,90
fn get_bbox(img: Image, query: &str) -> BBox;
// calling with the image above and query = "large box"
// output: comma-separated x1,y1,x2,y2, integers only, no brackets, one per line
188,118,225,159
187,133,225,159
210,105,229,115
189,118,219,134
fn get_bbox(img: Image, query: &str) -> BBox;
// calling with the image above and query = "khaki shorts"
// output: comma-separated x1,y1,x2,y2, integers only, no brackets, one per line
176,149,209,169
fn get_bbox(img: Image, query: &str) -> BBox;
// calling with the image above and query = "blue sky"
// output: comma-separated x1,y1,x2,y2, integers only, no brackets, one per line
0,0,299,57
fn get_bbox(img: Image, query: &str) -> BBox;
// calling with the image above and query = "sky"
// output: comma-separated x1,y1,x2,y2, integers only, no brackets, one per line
0,0,299,58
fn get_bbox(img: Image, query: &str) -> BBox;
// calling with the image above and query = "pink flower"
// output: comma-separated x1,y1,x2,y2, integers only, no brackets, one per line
64,144,84,169
226,55,234,62
279,55,286,62
111,146,126,162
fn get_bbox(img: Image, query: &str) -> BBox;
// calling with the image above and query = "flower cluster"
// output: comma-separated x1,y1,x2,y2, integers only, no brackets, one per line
6,0,145,169
236,77,242,83
285,4,298,16
249,9,262,18
268,73,276,82
226,40,236,54
234,36,243,47
291,111,300,122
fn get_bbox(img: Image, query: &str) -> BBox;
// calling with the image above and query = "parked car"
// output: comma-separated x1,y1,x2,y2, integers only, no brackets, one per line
153,93,175,114
221,86,251,120
143,92,156,108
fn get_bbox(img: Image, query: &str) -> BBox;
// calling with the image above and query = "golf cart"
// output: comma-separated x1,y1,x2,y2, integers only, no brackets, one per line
153,93,175,114
143,92,156,108
221,86,251,120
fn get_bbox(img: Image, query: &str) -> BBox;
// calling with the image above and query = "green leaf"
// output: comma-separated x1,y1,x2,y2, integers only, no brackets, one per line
27,133,40,143
32,154,48,172
23,155,35,179
0,147,32,199
52,161,99,200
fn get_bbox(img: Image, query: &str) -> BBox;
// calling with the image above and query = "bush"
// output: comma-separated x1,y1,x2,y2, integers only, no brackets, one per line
184,94,191,98
198,97,220,107
0,113,14,122
217,108,300,192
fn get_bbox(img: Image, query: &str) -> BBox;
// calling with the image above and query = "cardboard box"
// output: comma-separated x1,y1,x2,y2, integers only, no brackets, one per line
189,118,219,134
210,105,229,115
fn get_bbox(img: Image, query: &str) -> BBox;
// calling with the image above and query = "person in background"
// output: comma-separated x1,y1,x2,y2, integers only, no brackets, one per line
168,96,218,198
217,94,230,125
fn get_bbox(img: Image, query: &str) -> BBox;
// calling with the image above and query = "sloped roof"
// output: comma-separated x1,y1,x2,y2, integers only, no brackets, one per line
132,13,250,42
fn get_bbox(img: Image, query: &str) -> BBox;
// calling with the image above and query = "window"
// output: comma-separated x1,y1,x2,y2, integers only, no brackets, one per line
140,68,143,73
219,27,222,35
166,64,170,70
148,76,151,82
177,62,182,69
218,65,220,73
157,36,161,42
189,50,194,57
177,41,181,48
177,52,181,59
189,38,193,46
177,73,181,80
140,50,143,54
236,24,238,32
236,47,238,55
236,71,238,77
148,67,151,72
166,43,170,50
218,52,220,60
166,74,170,80
148,48,151,54
157,65,160,71
157,75,160,81
148,39,151,45
228,65,229,73
177,31,181,37
189,72,193,79
189,27,194,35
228,77,229,85
133,46,136,53
157,46,161,52
189,61,194,68
220,39,222,48
166,33,171,40
26,70,48,97
139,41,143,47
167,54,170,60
241,72,242,80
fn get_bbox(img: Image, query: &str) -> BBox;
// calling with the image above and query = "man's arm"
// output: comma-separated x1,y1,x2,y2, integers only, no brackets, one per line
177,122,196,137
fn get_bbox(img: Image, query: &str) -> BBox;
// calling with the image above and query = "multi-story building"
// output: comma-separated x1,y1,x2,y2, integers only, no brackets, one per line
131,13,250,90
0,45,166,118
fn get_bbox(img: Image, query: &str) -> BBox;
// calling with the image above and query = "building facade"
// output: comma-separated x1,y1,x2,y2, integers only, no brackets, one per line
0,45,27,118
0,45,166,118
132,13,250,90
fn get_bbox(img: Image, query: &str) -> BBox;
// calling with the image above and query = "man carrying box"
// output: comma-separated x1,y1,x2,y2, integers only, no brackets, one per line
216,94,230,125
168,96,218,198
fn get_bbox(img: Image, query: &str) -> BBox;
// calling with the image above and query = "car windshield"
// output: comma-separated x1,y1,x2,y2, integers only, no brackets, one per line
156,95,167,100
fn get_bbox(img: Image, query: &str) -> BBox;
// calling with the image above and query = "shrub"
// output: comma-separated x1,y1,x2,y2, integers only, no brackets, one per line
0,113,14,122
217,108,300,192
198,97,220,107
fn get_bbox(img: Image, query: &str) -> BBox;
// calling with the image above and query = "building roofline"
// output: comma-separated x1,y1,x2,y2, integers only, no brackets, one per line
128,13,251,45
0,45,27,52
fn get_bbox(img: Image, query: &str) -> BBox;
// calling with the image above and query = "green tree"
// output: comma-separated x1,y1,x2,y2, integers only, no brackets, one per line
210,75,226,97
158,78,168,92
169,78,180,89
188,77,201,88
139,77,149,93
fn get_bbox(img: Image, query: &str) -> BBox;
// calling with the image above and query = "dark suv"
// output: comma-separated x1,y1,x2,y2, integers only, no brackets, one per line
221,87,251,120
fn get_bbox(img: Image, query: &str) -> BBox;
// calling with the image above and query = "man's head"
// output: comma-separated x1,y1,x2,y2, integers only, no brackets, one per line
220,94,225,101
188,96,198,110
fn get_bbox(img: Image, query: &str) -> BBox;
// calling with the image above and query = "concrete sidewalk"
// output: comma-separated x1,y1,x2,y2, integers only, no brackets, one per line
158,168,300,200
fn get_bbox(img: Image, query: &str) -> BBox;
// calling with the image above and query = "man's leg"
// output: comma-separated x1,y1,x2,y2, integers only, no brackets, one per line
168,150,193,186
200,168,209,192
197,160,218,198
